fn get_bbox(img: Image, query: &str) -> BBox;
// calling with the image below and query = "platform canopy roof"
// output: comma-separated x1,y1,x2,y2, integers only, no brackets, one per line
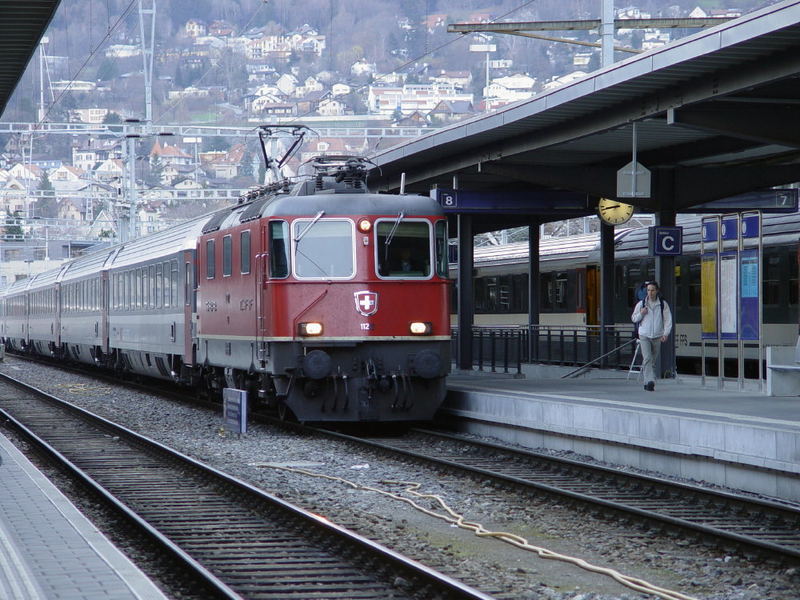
0,0,61,117
367,0,800,214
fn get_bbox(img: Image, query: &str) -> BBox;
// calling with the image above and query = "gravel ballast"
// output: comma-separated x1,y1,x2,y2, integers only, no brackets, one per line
1,356,798,600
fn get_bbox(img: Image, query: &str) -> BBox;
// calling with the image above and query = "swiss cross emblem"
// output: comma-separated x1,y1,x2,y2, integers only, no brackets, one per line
354,291,379,316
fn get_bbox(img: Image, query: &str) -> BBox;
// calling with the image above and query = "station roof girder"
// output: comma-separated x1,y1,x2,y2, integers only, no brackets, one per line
367,0,800,214
0,1,62,117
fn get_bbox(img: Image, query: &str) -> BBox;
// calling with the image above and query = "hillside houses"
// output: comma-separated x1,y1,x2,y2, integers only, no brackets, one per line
367,83,474,117
183,21,326,62
150,141,193,167
484,74,536,105
72,138,124,171
1,2,755,255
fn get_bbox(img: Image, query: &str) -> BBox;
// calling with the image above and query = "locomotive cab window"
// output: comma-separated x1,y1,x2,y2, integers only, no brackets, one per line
269,221,290,278
292,219,354,279
376,219,431,278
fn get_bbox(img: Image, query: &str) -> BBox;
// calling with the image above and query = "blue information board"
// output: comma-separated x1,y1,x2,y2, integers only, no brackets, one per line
684,189,798,213
721,217,738,241
432,189,589,214
702,219,718,243
741,214,760,238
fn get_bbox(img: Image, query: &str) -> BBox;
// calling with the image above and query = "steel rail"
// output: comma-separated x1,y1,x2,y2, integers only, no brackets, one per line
0,372,493,600
313,426,800,562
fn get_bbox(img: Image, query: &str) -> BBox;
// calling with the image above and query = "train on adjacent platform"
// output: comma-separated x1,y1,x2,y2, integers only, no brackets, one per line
0,156,451,423
459,212,800,374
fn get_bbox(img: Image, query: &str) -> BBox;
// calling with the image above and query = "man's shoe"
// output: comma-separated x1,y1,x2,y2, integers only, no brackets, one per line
645,381,655,391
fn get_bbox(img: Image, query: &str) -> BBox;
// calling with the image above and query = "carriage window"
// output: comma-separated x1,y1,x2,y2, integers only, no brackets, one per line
435,220,448,277
550,272,568,309
763,250,781,306
223,235,232,277
269,221,290,278
124,271,129,310
240,230,251,274
376,220,431,278
487,276,500,312
171,260,179,307
540,273,553,311
163,261,171,308
626,263,642,307
688,258,701,307
292,219,353,278
145,267,152,308
185,262,192,306
136,268,143,309
789,246,798,308
155,263,162,309
645,260,655,285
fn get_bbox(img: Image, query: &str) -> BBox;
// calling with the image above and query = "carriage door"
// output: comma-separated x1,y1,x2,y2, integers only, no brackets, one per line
258,224,271,339
183,250,196,364
100,272,109,354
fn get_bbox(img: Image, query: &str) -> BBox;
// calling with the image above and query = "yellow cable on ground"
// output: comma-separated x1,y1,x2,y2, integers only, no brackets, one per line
54,382,112,395
261,465,698,600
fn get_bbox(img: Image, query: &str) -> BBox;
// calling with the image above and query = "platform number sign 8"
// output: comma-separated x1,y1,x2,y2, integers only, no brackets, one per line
441,193,457,208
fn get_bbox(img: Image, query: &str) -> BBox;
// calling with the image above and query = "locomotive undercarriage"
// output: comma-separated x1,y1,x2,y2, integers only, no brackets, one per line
193,338,449,422
265,340,450,423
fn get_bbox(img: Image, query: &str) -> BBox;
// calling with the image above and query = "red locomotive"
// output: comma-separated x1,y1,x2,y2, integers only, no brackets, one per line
1,154,451,423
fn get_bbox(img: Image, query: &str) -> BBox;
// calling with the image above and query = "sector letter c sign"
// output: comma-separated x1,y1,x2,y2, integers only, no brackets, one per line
650,226,683,256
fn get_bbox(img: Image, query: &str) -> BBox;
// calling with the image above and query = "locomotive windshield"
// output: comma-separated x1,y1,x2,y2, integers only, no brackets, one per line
292,219,354,278
376,220,431,278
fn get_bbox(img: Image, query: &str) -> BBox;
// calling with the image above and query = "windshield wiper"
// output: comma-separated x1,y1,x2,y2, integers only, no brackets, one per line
383,211,405,247
295,210,325,243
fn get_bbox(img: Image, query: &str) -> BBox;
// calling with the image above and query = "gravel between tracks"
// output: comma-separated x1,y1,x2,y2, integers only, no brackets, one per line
1,356,798,600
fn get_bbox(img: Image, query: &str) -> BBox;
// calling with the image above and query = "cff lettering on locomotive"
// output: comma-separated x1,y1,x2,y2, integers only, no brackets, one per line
0,134,451,424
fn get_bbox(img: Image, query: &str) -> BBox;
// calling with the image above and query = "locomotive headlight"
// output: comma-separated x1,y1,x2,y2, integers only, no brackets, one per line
409,321,432,335
357,218,371,232
299,322,323,336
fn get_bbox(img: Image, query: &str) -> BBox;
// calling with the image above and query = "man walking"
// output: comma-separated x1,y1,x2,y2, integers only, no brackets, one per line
632,281,673,391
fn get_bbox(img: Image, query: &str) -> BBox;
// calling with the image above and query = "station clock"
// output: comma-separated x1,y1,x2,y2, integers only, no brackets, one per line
597,198,635,225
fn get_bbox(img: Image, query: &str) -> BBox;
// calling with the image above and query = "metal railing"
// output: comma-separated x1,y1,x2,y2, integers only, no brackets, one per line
451,325,638,373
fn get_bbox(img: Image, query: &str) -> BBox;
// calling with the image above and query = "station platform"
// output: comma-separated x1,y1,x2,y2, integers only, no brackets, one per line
0,432,168,600
442,366,800,503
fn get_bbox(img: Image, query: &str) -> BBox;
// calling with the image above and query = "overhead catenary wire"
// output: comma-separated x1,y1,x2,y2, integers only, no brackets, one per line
33,0,140,131
262,464,699,600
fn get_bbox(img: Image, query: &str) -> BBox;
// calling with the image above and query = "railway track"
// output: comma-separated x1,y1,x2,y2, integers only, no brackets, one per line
315,427,800,563
0,372,493,600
